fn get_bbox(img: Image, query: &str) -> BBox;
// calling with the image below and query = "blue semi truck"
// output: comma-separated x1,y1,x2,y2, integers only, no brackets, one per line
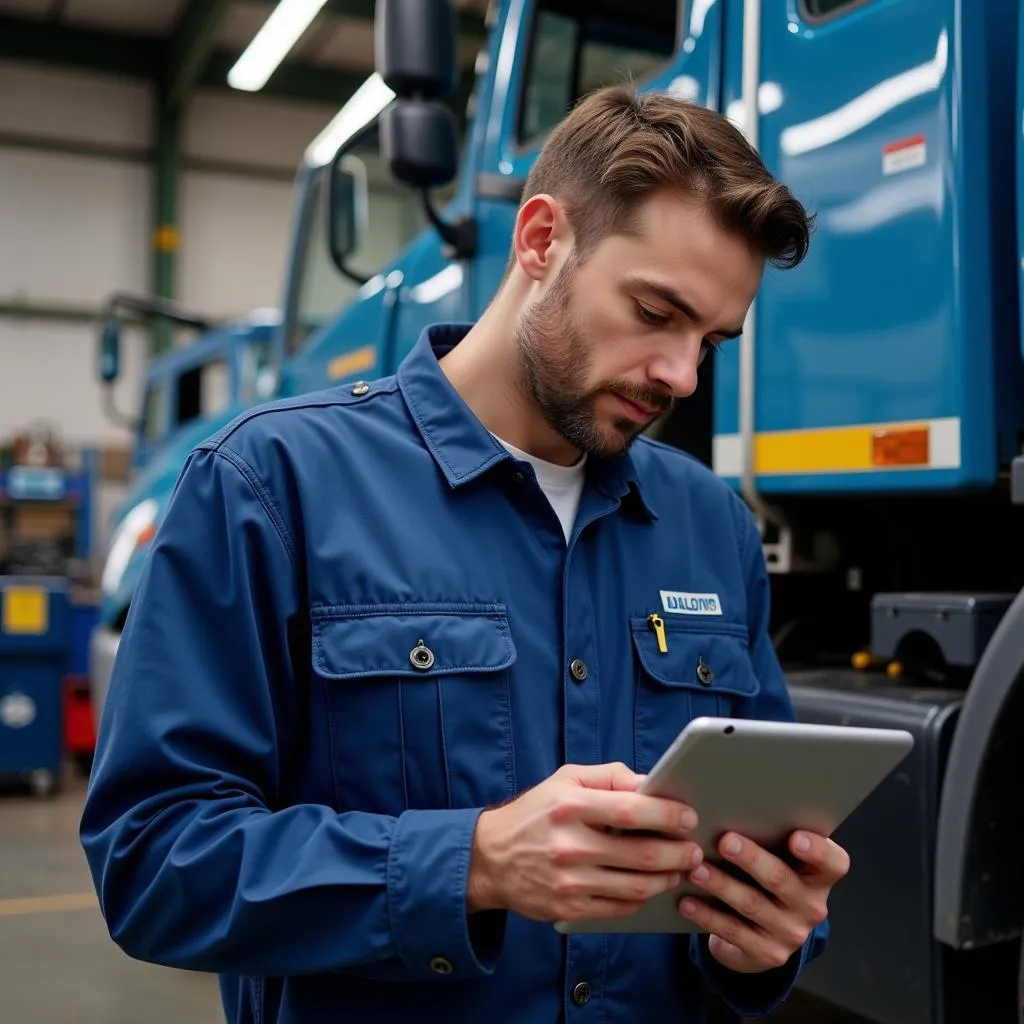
90,0,1024,1021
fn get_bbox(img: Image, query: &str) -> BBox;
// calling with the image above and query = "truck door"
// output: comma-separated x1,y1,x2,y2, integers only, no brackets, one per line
713,0,1009,494
472,0,720,317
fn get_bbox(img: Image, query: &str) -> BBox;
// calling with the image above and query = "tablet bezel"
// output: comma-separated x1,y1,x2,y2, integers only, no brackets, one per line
554,716,914,935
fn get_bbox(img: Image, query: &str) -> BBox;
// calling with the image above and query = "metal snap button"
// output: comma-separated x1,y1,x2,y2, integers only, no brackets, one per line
696,657,714,686
351,381,370,396
572,981,591,1006
410,640,435,671
569,658,588,682
429,955,453,975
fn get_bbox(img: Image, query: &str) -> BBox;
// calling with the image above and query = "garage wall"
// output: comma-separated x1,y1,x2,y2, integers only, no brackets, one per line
0,59,424,450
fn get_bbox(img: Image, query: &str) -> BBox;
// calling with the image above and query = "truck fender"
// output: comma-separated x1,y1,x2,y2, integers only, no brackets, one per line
933,586,1024,949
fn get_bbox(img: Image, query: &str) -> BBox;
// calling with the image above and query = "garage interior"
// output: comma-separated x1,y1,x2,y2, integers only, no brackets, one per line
0,1,484,1020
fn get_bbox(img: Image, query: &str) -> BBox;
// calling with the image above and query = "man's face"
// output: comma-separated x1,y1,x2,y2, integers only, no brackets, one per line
514,189,764,458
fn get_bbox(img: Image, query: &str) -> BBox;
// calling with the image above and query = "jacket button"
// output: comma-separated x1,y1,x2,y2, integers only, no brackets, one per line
410,641,435,671
696,657,714,686
569,658,588,682
352,381,370,396
572,981,591,1006
429,956,454,975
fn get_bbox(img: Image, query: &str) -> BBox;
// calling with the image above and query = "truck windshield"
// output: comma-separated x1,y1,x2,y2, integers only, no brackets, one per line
288,170,340,356
287,152,402,357
286,145,443,356
519,0,677,144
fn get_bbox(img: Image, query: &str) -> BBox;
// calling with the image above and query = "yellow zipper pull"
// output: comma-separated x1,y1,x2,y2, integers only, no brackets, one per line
648,612,668,654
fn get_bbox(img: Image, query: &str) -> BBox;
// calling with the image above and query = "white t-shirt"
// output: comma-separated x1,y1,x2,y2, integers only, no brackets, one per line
493,435,586,543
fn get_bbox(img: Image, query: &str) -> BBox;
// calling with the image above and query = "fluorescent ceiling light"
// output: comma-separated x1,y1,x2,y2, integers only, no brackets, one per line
305,73,396,166
228,0,329,92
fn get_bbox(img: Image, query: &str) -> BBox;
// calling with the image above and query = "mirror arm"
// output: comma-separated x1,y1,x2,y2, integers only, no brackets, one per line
101,381,140,433
420,188,477,260
101,292,211,332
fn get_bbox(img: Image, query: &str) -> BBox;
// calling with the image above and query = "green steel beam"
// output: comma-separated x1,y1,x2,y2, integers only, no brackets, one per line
151,92,181,356
153,0,235,356
163,0,235,111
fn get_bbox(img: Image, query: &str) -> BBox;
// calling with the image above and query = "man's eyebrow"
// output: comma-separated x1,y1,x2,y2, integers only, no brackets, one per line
629,278,745,339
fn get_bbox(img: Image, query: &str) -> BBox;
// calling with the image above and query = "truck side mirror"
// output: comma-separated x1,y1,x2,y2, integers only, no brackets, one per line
326,153,369,273
373,0,474,259
376,0,457,100
99,320,121,383
380,101,459,189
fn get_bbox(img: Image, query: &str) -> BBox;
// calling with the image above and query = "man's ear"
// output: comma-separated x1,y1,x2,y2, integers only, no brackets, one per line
512,194,572,283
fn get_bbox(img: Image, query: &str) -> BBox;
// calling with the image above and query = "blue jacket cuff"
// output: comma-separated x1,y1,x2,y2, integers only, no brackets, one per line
387,807,506,980
688,930,813,1018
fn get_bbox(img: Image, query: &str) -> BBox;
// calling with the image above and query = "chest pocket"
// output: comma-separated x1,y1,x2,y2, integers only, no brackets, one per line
631,616,760,774
313,603,517,816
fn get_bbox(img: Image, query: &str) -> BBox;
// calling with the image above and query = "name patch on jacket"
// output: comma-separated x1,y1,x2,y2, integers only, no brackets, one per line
660,591,723,616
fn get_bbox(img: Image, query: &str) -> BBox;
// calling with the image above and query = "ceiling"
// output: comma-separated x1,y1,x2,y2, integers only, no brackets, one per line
0,0,489,110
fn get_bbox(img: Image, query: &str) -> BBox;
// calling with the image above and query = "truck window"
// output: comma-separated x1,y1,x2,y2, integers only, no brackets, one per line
288,170,339,356
518,0,679,146
801,0,869,18
176,358,230,426
286,153,426,356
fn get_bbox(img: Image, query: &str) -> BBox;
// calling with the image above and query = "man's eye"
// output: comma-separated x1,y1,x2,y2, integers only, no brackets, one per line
636,304,670,328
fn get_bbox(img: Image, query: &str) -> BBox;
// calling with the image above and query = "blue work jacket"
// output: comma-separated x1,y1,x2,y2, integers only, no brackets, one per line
81,324,827,1023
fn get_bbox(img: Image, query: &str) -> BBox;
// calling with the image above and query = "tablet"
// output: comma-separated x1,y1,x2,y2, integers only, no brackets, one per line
554,716,914,935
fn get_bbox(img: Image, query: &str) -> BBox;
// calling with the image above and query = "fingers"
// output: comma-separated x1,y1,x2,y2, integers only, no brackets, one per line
551,864,684,921
706,935,767,975
789,831,851,886
571,787,698,836
551,893,648,924
712,833,804,909
560,761,646,792
678,897,795,971
684,860,807,948
594,832,704,875
710,833,829,925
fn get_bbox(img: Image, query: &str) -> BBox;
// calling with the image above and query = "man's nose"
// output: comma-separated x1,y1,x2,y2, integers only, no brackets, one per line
648,342,701,399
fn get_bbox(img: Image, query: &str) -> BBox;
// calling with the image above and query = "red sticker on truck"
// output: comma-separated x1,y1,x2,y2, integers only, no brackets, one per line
882,134,926,175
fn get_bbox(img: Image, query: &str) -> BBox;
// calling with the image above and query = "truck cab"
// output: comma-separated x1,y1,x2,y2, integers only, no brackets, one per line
89,301,281,714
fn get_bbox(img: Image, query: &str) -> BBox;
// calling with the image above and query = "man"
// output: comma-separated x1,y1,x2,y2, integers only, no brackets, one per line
80,84,848,1023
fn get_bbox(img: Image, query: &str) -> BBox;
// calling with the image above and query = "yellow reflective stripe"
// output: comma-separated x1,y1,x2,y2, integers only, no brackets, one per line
712,417,961,476
754,423,885,474
328,345,377,380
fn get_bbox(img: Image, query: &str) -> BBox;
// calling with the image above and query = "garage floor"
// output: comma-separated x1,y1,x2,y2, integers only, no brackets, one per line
1,766,868,1024
0,767,224,1024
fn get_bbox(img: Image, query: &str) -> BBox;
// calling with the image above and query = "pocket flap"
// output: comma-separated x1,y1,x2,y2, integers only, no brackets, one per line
313,604,516,681
630,617,760,697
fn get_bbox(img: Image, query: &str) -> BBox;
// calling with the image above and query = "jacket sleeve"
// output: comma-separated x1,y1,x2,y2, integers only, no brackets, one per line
79,445,506,981
686,498,828,1017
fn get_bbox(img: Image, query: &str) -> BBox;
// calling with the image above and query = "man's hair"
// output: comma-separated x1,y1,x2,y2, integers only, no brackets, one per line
506,83,813,276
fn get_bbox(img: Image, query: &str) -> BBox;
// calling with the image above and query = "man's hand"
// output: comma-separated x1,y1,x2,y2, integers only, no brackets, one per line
678,830,849,973
467,762,703,924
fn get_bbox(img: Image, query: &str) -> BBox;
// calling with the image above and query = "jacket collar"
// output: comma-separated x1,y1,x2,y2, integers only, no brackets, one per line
397,324,657,521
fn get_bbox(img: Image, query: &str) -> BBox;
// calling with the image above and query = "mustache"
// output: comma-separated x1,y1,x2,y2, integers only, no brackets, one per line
603,382,674,414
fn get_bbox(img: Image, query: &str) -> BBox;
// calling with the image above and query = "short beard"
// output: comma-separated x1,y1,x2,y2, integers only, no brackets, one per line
513,257,672,458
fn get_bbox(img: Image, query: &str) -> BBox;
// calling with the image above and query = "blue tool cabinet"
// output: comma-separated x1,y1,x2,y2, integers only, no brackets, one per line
0,576,70,796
